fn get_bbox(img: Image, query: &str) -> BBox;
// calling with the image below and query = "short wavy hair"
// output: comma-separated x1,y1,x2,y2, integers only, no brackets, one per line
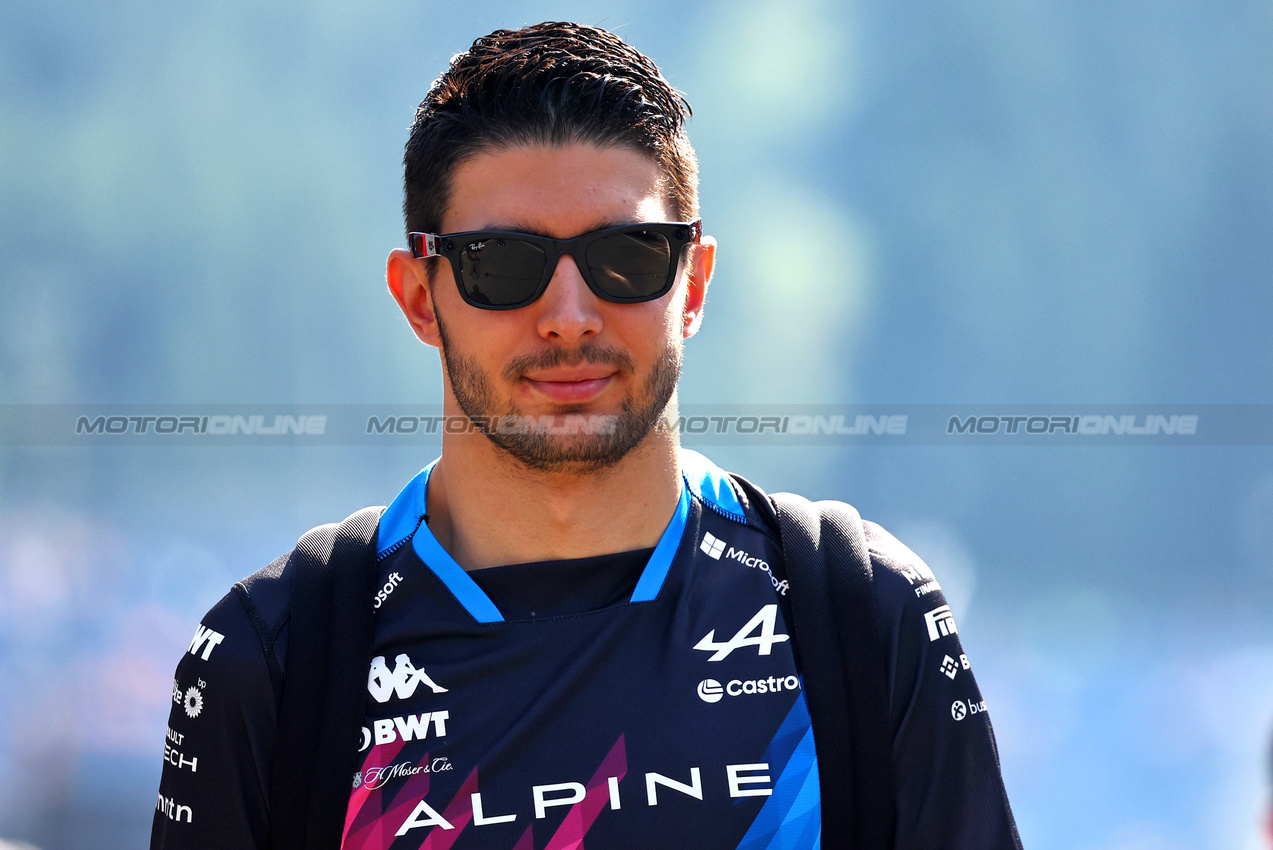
403,22,698,237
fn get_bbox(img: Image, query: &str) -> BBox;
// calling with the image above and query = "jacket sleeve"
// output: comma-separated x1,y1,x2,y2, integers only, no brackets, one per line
150,587,279,849
865,521,1024,850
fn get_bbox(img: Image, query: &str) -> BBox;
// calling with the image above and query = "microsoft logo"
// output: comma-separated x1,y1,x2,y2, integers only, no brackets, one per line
700,532,726,559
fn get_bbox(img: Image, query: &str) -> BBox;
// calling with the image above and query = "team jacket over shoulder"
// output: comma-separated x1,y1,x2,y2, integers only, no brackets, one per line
151,450,1020,849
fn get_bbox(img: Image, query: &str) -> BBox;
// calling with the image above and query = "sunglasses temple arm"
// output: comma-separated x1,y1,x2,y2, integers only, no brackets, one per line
408,233,441,259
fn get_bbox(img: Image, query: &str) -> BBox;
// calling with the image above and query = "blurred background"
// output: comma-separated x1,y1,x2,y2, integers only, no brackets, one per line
2,1,1271,847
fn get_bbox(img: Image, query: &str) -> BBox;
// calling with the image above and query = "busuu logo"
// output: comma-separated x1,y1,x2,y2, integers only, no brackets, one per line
693,605,790,661
951,698,987,721
367,654,447,704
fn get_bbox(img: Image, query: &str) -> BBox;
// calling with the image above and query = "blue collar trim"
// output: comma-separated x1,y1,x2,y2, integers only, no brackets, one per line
628,482,690,603
376,459,436,560
381,460,692,623
679,448,746,524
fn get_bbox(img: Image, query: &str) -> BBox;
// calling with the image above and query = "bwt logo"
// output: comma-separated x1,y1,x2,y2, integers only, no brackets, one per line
700,532,726,559
187,624,224,661
923,605,959,642
360,711,450,751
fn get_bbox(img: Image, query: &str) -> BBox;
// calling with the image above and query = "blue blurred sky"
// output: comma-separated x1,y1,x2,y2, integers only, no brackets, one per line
1,1,1271,848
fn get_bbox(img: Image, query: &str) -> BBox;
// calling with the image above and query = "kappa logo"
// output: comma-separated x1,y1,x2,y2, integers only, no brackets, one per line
700,532,726,559
694,604,790,661
923,605,959,642
368,654,447,704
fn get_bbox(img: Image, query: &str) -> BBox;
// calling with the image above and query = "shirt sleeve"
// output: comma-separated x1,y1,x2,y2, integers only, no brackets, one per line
150,588,278,850
865,522,1024,850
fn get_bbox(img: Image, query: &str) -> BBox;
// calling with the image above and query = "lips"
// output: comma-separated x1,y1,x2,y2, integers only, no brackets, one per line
522,372,615,404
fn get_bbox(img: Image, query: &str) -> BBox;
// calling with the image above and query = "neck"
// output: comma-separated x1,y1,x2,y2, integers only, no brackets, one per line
425,401,683,571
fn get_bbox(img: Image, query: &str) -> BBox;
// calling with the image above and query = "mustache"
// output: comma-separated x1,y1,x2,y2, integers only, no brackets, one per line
503,343,636,381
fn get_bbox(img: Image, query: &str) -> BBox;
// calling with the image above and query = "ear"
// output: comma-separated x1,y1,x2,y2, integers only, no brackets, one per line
681,235,716,339
387,248,442,348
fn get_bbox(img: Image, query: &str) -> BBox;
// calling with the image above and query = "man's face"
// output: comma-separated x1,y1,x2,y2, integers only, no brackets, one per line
392,142,712,473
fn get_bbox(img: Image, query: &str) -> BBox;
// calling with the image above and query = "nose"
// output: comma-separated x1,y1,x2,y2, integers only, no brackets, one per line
534,254,603,344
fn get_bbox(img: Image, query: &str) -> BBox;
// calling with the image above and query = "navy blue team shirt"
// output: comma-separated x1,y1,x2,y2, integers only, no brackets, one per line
152,450,1021,849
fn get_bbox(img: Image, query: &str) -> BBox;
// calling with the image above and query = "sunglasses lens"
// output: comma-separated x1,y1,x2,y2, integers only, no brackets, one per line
584,229,674,300
458,237,548,307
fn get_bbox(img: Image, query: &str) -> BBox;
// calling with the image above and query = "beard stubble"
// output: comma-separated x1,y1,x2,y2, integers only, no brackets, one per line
436,315,681,474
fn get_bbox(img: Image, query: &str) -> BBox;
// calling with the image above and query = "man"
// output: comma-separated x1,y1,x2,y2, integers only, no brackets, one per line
152,22,1021,849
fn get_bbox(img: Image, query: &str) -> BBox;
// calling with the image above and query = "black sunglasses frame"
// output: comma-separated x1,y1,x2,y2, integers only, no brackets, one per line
408,220,703,311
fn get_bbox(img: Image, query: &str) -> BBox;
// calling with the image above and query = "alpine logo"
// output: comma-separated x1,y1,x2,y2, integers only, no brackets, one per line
694,604,790,661
923,604,959,641
368,654,447,704
700,532,726,559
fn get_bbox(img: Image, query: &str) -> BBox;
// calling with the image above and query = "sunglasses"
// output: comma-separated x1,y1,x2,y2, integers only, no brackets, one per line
409,220,702,310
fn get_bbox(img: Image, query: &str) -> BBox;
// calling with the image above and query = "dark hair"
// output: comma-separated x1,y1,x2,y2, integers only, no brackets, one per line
403,22,697,238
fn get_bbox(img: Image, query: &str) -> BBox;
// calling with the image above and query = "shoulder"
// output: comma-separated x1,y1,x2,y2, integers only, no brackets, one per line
861,520,943,603
711,458,939,617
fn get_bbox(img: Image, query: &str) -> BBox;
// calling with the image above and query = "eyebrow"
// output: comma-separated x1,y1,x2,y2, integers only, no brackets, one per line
470,218,636,237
